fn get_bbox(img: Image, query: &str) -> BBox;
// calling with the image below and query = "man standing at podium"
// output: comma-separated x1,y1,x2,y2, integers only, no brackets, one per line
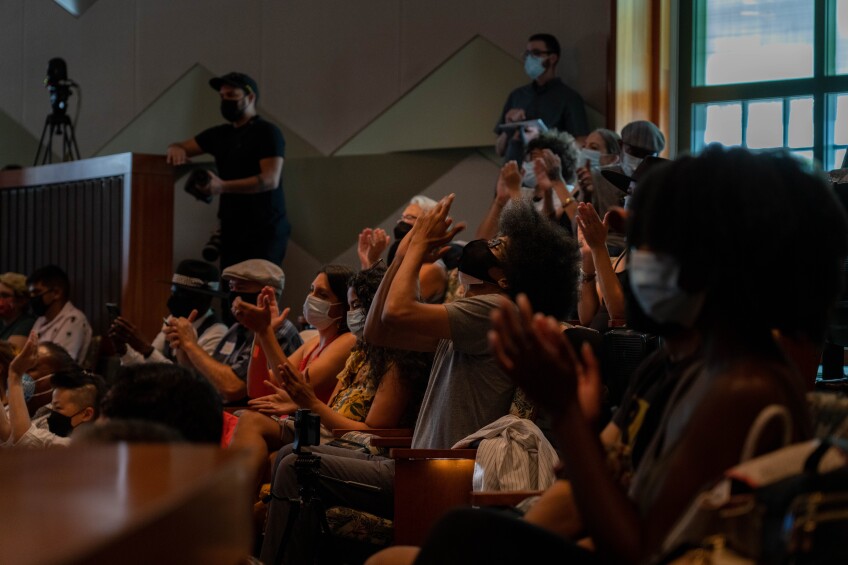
166,72,290,271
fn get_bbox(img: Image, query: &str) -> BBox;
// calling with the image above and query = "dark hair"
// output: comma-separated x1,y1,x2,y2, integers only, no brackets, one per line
593,128,622,156
343,262,432,425
51,369,106,419
318,264,356,332
525,129,580,184
628,144,848,342
528,33,561,57
499,200,580,319
36,342,79,375
27,264,70,298
72,419,185,444
102,363,223,444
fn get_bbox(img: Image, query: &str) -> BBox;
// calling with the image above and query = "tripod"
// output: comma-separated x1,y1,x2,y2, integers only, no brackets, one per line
274,449,332,565
34,112,80,166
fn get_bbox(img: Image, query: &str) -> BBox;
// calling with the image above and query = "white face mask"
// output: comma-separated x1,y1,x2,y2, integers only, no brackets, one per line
303,295,341,330
346,308,366,338
628,249,704,327
521,161,537,188
579,148,602,169
621,152,644,177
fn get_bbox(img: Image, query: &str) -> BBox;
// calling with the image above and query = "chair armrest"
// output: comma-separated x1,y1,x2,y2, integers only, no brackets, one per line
332,428,414,438
470,490,543,507
390,448,478,460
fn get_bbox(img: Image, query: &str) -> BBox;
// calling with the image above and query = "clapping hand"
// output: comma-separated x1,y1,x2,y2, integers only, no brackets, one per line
358,227,390,269
496,161,523,205
409,194,466,258
575,202,609,251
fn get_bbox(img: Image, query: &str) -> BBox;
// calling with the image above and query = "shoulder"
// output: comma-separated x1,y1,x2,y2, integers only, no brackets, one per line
329,332,357,352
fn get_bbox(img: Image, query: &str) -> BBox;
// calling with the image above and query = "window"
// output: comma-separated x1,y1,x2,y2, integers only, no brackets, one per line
678,0,848,170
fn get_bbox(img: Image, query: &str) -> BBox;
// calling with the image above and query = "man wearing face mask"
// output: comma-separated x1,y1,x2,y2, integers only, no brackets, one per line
109,259,228,367
165,259,303,404
166,71,290,272
27,264,92,364
0,333,104,448
0,272,36,351
496,33,590,165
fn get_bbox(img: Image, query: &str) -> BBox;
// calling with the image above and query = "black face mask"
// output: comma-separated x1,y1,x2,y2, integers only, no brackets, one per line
387,221,414,266
30,294,50,317
47,410,77,437
229,291,260,309
167,291,210,319
458,239,502,285
220,99,245,123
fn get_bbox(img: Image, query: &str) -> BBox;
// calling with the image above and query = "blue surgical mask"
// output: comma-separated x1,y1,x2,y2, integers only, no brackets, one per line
621,153,643,178
522,161,537,188
21,373,35,401
346,308,366,338
580,148,602,169
524,55,546,80
628,249,704,327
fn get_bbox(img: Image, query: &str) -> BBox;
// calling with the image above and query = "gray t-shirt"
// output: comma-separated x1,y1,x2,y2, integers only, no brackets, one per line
411,294,516,450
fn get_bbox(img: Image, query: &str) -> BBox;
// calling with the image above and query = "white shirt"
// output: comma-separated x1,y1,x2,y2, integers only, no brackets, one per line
120,310,228,365
32,301,92,363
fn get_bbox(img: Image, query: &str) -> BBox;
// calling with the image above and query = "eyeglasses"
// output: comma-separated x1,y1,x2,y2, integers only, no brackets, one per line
523,49,551,59
400,214,418,223
488,237,506,250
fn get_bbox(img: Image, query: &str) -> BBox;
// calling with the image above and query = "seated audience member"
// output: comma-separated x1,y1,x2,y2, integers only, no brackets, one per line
259,195,579,564
477,129,581,241
226,265,358,486
582,121,664,256
0,341,15,404
576,202,628,330
0,272,36,351
163,258,303,404
399,146,847,565
359,195,448,304
109,259,227,366
27,264,92,363
99,363,224,444
21,341,80,417
0,333,103,448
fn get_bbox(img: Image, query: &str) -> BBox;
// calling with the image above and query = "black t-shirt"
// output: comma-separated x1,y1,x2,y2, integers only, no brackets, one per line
195,116,287,231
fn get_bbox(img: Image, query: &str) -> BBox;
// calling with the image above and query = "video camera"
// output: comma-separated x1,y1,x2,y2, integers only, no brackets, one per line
45,58,74,117
292,408,321,454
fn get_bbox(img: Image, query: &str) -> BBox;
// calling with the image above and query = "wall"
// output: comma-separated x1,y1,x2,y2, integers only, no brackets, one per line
0,0,611,319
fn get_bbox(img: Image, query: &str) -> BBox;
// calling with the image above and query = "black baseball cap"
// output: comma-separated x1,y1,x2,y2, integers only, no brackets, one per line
209,72,259,99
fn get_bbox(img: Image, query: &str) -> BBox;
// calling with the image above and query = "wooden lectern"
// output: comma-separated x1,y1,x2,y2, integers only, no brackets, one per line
0,153,174,341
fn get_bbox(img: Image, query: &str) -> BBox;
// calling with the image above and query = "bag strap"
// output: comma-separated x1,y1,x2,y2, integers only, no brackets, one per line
740,404,792,463
802,437,834,474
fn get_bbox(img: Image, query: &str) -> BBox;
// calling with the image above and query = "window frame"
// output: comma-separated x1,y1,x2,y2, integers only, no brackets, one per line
676,0,848,169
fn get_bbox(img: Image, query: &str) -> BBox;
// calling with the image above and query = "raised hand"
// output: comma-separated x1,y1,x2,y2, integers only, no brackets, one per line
231,293,272,333
409,194,466,257
576,160,594,197
164,311,199,351
575,202,609,251
279,364,320,410
9,331,39,380
108,316,152,357
489,294,600,420
496,161,523,205
532,149,564,195
357,228,391,269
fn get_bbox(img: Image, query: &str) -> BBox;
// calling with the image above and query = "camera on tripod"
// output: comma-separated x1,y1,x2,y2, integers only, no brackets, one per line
202,229,223,263
45,58,74,117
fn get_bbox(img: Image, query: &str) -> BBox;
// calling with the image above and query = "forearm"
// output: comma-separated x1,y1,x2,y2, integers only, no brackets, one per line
365,254,403,345
577,280,601,326
552,405,643,563
553,181,577,223
181,342,246,402
540,190,557,220
255,327,293,386
592,248,625,321
495,132,509,156
383,244,426,324
475,198,508,240
221,174,274,194
7,372,31,442
0,404,10,442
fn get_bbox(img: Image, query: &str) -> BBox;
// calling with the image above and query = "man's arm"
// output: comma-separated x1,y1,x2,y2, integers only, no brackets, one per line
475,161,522,240
166,137,204,165
8,333,38,442
207,156,284,195
168,318,246,402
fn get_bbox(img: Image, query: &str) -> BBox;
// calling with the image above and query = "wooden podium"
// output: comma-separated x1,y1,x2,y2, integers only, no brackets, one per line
0,153,175,340
0,444,253,565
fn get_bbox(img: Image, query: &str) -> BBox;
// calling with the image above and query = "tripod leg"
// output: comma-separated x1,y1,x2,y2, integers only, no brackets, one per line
34,116,51,166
